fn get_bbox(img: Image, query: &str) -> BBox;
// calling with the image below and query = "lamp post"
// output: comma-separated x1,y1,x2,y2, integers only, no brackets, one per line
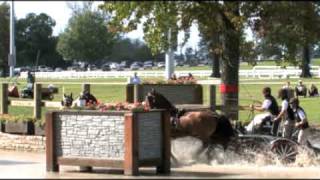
8,0,16,77
165,28,175,80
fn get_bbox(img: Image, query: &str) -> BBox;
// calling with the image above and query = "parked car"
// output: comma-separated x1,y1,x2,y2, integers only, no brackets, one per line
109,62,119,70
101,64,111,71
130,62,141,70
143,61,154,69
120,61,129,68
157,62,165,68
55,67,63,72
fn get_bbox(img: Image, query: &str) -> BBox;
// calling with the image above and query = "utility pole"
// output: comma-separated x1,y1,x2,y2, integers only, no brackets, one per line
9,1,16,77
165,28,175,80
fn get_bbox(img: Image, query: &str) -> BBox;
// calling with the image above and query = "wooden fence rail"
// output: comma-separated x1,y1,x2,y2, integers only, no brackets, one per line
0,83,90,119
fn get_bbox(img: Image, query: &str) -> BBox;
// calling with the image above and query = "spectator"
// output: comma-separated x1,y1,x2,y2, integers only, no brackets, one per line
128,72,141,84
282,81,295,99
26,71,35,90
295,80,307,97
309,84,319,97
187,73,194,80
170,73,177,80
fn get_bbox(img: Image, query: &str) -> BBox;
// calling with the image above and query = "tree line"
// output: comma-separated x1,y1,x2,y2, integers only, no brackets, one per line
0,2,157,76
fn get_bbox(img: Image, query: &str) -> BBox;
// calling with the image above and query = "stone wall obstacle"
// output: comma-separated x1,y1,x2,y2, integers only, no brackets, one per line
46,110,170,176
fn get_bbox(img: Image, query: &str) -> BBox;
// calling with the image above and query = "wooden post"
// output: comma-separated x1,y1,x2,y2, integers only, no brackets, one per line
82,84,90,93
126,84,134,103
157,111,171,174
1,83,8,114
46,112,59,172
133,84,140,103
34,83,41,119
124,113,139,176
209,85,216,111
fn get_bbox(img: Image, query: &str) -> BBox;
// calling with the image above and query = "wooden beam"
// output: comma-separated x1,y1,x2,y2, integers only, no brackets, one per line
10,100,34,107
124,113,139,176
46,111,59,172
1,83,8,114
57,157,123,168
34,83,42,119
42,101,61,108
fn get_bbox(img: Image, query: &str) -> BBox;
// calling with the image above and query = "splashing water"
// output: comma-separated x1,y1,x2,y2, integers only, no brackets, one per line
171,128,320,168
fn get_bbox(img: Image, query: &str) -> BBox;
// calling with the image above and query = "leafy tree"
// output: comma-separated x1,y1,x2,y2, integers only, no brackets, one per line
108,37,154,63
16,13,56,67
250,2,320,77
0,3,9,77
57,6,116,63
100,1,255,120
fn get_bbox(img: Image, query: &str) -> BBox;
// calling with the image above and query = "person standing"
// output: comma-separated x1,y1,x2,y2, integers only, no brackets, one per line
128,72,141,84
289,97,310,145
273,89,295,139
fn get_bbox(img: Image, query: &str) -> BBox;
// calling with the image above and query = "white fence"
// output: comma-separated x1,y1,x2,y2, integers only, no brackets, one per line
19,66,320,79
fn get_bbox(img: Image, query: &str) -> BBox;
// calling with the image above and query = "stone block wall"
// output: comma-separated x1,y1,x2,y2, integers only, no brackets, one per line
54,112,125,160
0,132,45,152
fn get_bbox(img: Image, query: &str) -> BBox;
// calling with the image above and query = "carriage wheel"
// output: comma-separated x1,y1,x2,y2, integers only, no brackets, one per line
271,139,299,164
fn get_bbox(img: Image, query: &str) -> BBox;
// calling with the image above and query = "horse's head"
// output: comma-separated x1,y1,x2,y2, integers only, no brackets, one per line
61,93,73,107
82,91,98,105
145,89,177,116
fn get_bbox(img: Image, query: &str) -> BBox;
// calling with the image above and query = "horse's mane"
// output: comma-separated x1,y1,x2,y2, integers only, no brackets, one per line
152,91,178,116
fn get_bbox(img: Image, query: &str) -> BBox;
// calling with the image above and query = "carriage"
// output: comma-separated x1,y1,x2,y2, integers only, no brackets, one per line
234,120,320,164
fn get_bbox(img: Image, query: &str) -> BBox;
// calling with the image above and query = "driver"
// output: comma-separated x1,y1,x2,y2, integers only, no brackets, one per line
245,87,280,135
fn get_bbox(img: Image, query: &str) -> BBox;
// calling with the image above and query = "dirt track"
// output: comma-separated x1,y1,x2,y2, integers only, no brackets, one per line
1,150,320,179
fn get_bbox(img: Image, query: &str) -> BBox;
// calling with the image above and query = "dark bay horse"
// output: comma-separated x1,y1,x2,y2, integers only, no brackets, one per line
145,89,235,147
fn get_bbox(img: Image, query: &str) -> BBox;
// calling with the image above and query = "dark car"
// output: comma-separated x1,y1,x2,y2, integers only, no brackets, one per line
101,64,111,71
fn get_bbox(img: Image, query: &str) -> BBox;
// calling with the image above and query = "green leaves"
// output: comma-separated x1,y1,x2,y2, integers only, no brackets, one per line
57,9,116,62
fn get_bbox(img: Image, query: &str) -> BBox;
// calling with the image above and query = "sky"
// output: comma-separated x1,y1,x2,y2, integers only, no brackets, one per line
4,1,253,53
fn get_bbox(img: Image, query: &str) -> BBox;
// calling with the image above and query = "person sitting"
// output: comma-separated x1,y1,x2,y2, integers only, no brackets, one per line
282,81,295,99
170,73,177,80
273,89,295,139
187,73,194,80
289,97,310,145
245,87,280,136
26,71,35,90
308,84,319,97
295,80,307,97
128,72,141,84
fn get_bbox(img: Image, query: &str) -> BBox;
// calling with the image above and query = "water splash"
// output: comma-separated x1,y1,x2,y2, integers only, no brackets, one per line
171,127,320,168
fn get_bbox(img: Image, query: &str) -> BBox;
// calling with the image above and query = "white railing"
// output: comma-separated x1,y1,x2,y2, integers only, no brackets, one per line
18,66,320,79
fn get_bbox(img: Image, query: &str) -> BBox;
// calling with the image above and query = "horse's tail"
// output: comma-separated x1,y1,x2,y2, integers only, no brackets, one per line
214,115,235,138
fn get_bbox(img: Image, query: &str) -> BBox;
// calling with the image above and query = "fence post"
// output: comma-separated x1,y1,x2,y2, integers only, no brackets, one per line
34,83,42,119
1,83,8,114
208,85,216,111
82,84,90,93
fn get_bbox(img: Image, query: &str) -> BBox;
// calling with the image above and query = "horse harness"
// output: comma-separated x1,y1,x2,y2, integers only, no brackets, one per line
170,108,187,129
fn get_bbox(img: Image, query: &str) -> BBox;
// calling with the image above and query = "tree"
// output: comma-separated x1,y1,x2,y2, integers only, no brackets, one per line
100,1,255,120
250,2,320,77
0,3,9,77
15,13,56,67
108,37,154,63
57,6,116,63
